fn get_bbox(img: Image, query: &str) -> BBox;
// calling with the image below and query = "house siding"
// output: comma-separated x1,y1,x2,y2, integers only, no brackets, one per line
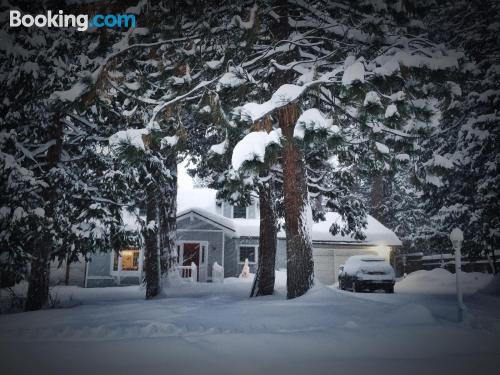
86,252,118,287
223,235,237,277
276,239,287,269
235,237,259,274
87,251,111,277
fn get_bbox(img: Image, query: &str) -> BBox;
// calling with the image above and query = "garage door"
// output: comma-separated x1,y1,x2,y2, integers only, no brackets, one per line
313,247,378,285
313,248,335,285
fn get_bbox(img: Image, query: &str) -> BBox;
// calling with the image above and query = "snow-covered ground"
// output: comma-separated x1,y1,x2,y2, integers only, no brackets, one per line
1,270,499,375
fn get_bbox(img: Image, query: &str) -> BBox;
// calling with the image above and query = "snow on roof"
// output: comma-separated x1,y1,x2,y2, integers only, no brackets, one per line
311,212,401,246
177,187,218,213
176,188,402,246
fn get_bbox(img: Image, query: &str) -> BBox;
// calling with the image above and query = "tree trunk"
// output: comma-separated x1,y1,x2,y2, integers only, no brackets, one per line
490,248,498,274
25,247,51,311
144,185,160,299
158,155,178,275
25,113,62,311
64,256,71,286
250,177,278,297
279,104,314,299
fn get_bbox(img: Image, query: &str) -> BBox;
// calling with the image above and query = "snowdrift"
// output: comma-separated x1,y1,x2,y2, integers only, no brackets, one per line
479,273,500,297
396,268,493,294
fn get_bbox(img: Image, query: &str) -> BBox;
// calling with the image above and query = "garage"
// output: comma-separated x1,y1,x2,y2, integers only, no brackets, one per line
313,246,379,285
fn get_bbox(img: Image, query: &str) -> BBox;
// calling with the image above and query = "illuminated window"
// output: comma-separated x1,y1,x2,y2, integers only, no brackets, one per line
113,249,140,272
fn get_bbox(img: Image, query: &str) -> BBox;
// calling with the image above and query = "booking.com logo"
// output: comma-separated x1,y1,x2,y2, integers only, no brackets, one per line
9,10,136,31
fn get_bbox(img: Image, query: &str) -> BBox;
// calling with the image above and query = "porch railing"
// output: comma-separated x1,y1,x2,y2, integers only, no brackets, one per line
177,262,197,282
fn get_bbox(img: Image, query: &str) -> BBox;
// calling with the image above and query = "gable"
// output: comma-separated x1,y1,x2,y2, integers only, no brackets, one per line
177,211,232,232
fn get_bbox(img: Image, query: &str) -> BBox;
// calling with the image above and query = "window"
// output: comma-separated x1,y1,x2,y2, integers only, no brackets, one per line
233,205,247,219
239,246,257,264
112,249,140,272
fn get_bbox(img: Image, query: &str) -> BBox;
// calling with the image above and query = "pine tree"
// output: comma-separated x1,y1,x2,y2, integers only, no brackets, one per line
0,0,138,309
417,0,499,270
227,0,460,298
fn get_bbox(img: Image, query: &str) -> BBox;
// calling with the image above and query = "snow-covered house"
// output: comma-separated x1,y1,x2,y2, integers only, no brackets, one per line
81,186,401,287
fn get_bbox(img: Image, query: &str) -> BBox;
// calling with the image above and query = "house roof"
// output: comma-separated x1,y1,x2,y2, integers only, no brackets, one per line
177,188,402,246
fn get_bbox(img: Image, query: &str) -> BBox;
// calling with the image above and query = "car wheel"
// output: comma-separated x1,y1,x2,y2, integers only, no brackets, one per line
386,285,394,294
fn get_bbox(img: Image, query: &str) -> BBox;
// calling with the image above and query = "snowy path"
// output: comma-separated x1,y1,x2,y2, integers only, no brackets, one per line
0,273,499,375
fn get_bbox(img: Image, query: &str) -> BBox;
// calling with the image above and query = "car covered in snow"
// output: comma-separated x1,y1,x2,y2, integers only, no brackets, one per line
338,255,395,293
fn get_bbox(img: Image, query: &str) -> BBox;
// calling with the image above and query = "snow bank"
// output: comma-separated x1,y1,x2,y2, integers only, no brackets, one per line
397,268,493,294
479,274,500,297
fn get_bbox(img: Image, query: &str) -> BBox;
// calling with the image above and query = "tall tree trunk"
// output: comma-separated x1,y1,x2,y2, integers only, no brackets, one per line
64,255,71,286
144,185,160,299
158,155,177,275
25,247,51,311
279,104,314,299
25,113,62,311
250,176,278,297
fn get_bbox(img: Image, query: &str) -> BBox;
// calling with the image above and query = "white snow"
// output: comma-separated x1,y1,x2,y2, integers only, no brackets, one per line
124,81,140,91
205,56,224,70
312,212,401,245
395,153,410,161
374,50,461,72
239,84,307,122
161,135,179,149
12,207,26,221
425,173,444,187
212,262,224,283
384,104,399,118
389,91,405,102
209,138,228,155
217,67,247,89
397,268,492,295
231,3,258,30
363,91,382,107
1,269,499,375
231,130,281,170
426,154,454,169
109,128,149,151
342,60,365,85
51,82,87,102
342,255,394,276
294,108,335,139
32,207,45,218
375,142,390,154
